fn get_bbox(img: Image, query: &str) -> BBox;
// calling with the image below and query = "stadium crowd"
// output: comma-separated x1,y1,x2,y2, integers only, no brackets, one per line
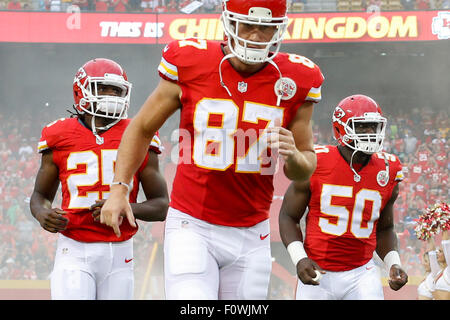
1,0,449,12
0,100,447,298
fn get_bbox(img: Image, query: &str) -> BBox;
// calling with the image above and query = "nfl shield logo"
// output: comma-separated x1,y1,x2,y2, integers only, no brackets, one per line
238,81,247,93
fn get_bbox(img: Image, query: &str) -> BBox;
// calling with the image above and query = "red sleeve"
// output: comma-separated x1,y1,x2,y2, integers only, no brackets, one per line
391,154,404,185
157,40,182,83
157,38,215,84
37,118,70,153
277,53,324,127
149,131,162,154
304,63,324,103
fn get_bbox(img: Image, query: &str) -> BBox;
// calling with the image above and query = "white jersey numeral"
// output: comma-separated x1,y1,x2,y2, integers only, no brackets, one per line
319,184,382,238
288,54,315,69
178,39,208,50
192,99,284,173
193,99,238,171
375,152,397,162
66,150,118,209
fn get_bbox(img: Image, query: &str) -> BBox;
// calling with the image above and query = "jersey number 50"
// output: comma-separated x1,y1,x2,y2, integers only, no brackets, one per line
319,184,382,238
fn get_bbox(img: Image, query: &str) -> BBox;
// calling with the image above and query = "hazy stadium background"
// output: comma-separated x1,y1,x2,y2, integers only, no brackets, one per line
0,6,449,300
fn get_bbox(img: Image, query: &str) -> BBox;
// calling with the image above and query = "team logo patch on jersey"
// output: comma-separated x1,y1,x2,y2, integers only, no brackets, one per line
274,77,297,100
238,81,248,93
377,170,389,187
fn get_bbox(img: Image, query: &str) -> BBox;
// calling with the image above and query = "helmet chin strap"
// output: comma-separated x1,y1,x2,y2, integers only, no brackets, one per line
219,53,234,97
349,149,361,182
349,148,389,183
267,59,283,107
90,115,120,145
91,116,104,145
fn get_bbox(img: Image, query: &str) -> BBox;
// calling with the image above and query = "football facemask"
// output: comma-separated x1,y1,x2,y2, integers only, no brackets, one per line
73,58,132,121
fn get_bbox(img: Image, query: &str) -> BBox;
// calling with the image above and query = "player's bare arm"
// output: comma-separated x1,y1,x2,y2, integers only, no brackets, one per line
30,150,69,233
268,101,316,181
279,180,324,285
376,184,408,291
130,149,169,221
100,78,181,237
91,150,169,222
279,180,309,245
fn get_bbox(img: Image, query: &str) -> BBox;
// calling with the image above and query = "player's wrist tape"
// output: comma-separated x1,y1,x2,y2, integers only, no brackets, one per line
110,181,131,192
383,250,402,270
287,241,308,267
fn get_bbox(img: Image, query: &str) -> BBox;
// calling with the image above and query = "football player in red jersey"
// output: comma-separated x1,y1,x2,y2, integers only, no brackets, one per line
279,94,408,299
100,0,324,299
29,58,168,300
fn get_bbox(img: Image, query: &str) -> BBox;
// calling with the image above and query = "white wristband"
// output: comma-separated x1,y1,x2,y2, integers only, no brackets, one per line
384,251,402,270
111,181,131,192
287,241,308,267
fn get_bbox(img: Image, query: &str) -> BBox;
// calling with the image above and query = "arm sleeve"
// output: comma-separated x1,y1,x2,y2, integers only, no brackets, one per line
428,250,441,277
149,133,162,154
158,40,181,83
37,118,67,153
442,240,450,281
442,240,450,265
305,68,324,103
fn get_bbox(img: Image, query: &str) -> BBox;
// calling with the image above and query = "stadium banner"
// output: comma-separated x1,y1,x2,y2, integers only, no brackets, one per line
0,10,448,44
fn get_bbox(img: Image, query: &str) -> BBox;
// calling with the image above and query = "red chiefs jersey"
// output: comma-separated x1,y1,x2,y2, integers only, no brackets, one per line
158,39,324,227
304,145,404,271
37,117,162,242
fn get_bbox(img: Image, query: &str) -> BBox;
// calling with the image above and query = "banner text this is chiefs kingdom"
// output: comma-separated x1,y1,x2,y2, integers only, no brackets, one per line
0,11,449,44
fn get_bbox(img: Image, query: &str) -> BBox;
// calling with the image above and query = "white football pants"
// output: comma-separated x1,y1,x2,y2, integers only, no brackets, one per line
50,233,134,300
295,259,384,300
164,207,272,300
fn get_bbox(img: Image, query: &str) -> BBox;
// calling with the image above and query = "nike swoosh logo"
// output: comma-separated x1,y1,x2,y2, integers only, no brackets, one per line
366,266,374,270
125,258,133,263
260,233,270,240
